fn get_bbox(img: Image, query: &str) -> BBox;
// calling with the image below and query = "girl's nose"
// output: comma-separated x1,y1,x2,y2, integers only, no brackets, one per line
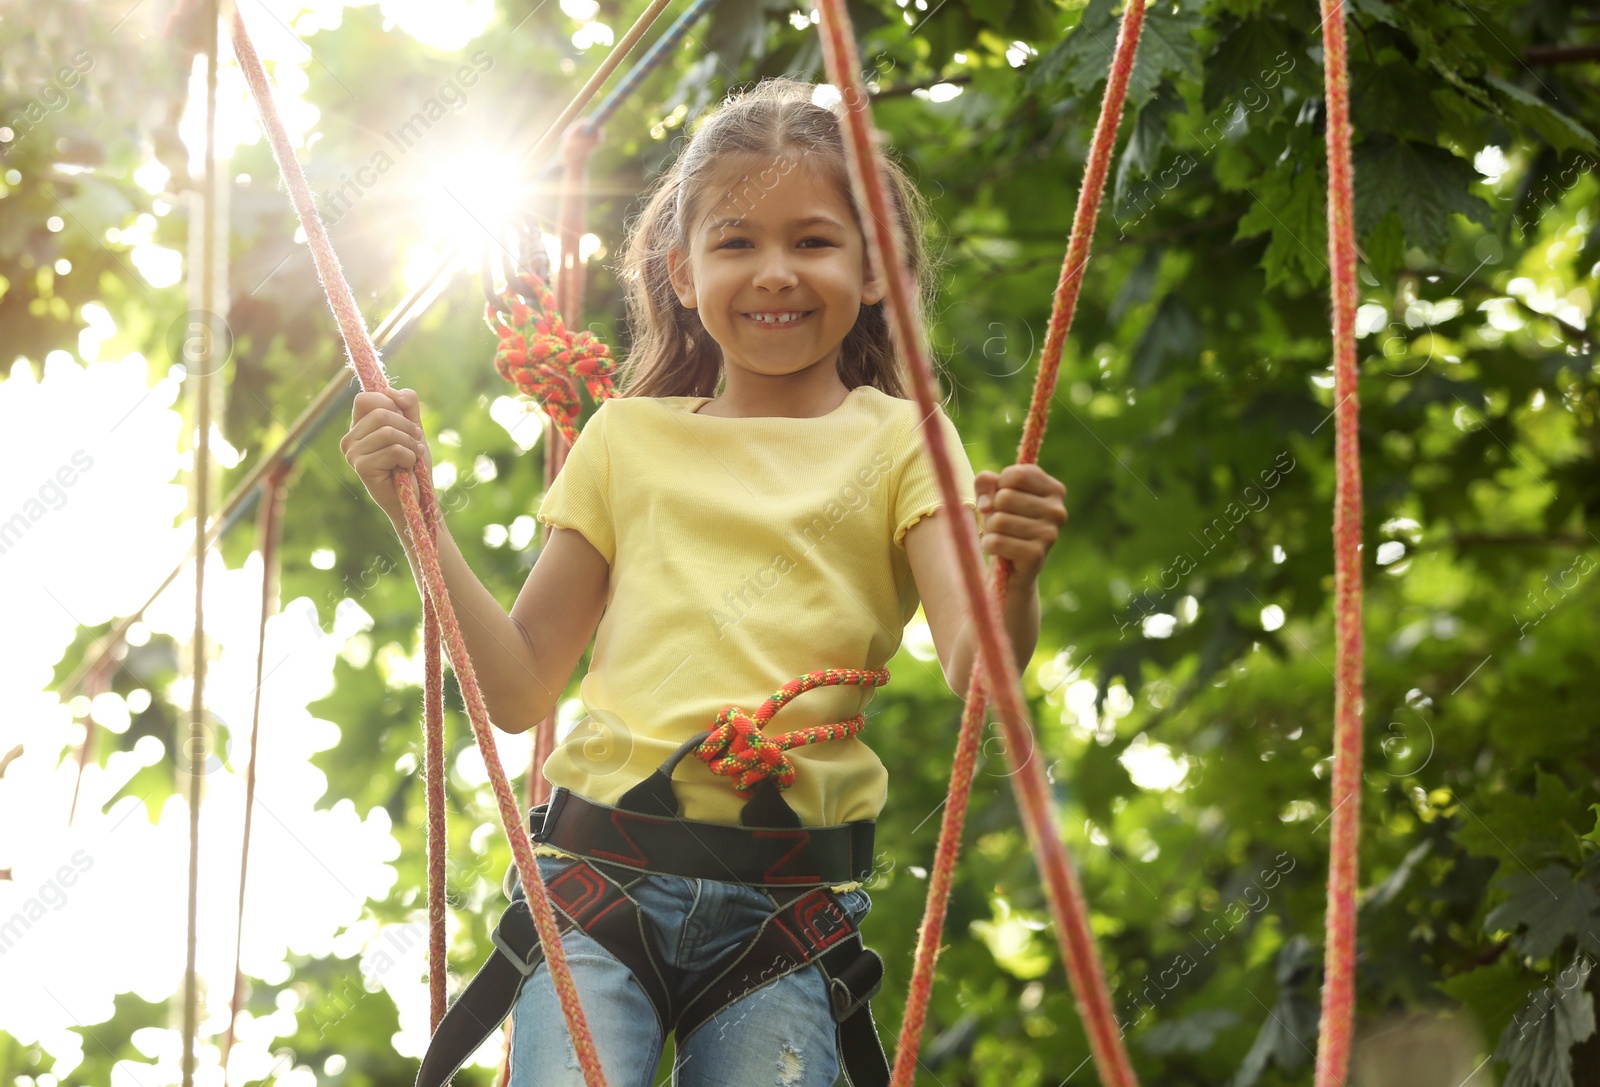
752,252,799,292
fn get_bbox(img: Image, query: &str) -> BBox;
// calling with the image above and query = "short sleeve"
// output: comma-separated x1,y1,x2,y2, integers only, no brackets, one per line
892,403,980,548
536,402,615,563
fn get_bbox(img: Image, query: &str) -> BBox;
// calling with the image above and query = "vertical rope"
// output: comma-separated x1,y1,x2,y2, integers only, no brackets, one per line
811,2,1140,1084
181,4,219,1085
424,594,447,1030
888,0,1147,1082
1314,0,1364,1082
221,461,292,1084
230,4,677,1082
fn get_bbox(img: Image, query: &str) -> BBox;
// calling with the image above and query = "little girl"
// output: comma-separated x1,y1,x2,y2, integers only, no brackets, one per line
344,77,1066,1087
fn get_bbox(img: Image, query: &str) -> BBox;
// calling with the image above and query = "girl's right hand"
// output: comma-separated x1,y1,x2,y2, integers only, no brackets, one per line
341,388,430,522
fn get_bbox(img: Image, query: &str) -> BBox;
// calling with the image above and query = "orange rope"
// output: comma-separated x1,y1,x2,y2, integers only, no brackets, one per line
1314,0,1364,1082
812,1,1142,1083
221,459,293,1083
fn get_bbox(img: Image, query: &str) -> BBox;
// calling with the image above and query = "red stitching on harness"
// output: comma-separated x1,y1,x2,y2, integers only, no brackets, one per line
755,830,817,884
795,893,851,954
548,864,607,918
589,810,652,868
550,863,630,934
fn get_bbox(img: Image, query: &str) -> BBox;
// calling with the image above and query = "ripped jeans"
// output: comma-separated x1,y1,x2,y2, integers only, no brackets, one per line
507,852,873,1087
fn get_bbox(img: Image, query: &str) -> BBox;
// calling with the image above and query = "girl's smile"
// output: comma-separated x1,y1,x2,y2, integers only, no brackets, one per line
741,309,816,327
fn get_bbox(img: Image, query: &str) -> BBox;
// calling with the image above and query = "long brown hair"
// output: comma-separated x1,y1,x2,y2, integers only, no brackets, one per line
613,77,940,400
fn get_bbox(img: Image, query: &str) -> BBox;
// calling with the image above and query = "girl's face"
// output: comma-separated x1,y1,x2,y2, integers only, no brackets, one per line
667,154,885,385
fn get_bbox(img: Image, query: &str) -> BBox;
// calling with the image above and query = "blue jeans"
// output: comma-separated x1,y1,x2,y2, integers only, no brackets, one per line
507,852,873,1086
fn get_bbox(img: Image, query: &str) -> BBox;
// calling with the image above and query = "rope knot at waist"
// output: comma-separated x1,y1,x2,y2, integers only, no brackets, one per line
694,668,890,798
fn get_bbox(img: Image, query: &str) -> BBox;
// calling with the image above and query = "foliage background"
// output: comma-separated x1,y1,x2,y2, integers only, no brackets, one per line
1,0,1598,1084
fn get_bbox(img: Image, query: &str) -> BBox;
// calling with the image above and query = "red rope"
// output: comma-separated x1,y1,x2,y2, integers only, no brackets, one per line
1314,0,1364,1082
227,5,655,1081
695,669,888,795
221,459,293,1083
812,1,1142,1084
487,276,618,450
884,0,1148,1081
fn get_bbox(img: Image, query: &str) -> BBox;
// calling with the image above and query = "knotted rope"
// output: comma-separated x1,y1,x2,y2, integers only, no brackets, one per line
1314,0,1364,1083
485,273,618,448
812,1,1143,1084
695,668,888,796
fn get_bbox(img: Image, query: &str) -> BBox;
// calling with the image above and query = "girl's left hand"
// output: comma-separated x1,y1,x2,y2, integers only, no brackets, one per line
974,465,1067,581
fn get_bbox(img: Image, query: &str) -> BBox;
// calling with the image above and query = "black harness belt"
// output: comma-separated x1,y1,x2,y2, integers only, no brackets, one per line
415,731,890,1087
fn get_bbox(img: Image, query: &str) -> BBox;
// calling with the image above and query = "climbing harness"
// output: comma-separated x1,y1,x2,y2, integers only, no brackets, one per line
417,671,893,1087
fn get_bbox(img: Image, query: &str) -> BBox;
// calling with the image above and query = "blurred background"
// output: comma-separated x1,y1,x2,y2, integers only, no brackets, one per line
1,0,1597,1084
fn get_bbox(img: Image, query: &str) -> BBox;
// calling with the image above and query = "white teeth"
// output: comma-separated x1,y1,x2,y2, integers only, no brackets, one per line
747,311,808,324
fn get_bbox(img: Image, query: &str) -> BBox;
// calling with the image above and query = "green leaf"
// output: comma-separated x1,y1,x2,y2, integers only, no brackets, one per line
1113,83,1181,208
1233,154,1329,289
1202,15,1298,115
1232,934,1319,1087
1484,864,1600,960
1350,53,1443,142
1029,0,1203,112
1484,75,1599,155
1353,136,1495,257
1131,292,1201,388
1495,956,1597,1087
1141,1008,1241,1055
1455,771,1590,876
1439,956,1547,1047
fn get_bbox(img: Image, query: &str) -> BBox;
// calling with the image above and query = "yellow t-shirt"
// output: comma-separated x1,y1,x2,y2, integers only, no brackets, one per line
532,383,979,839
